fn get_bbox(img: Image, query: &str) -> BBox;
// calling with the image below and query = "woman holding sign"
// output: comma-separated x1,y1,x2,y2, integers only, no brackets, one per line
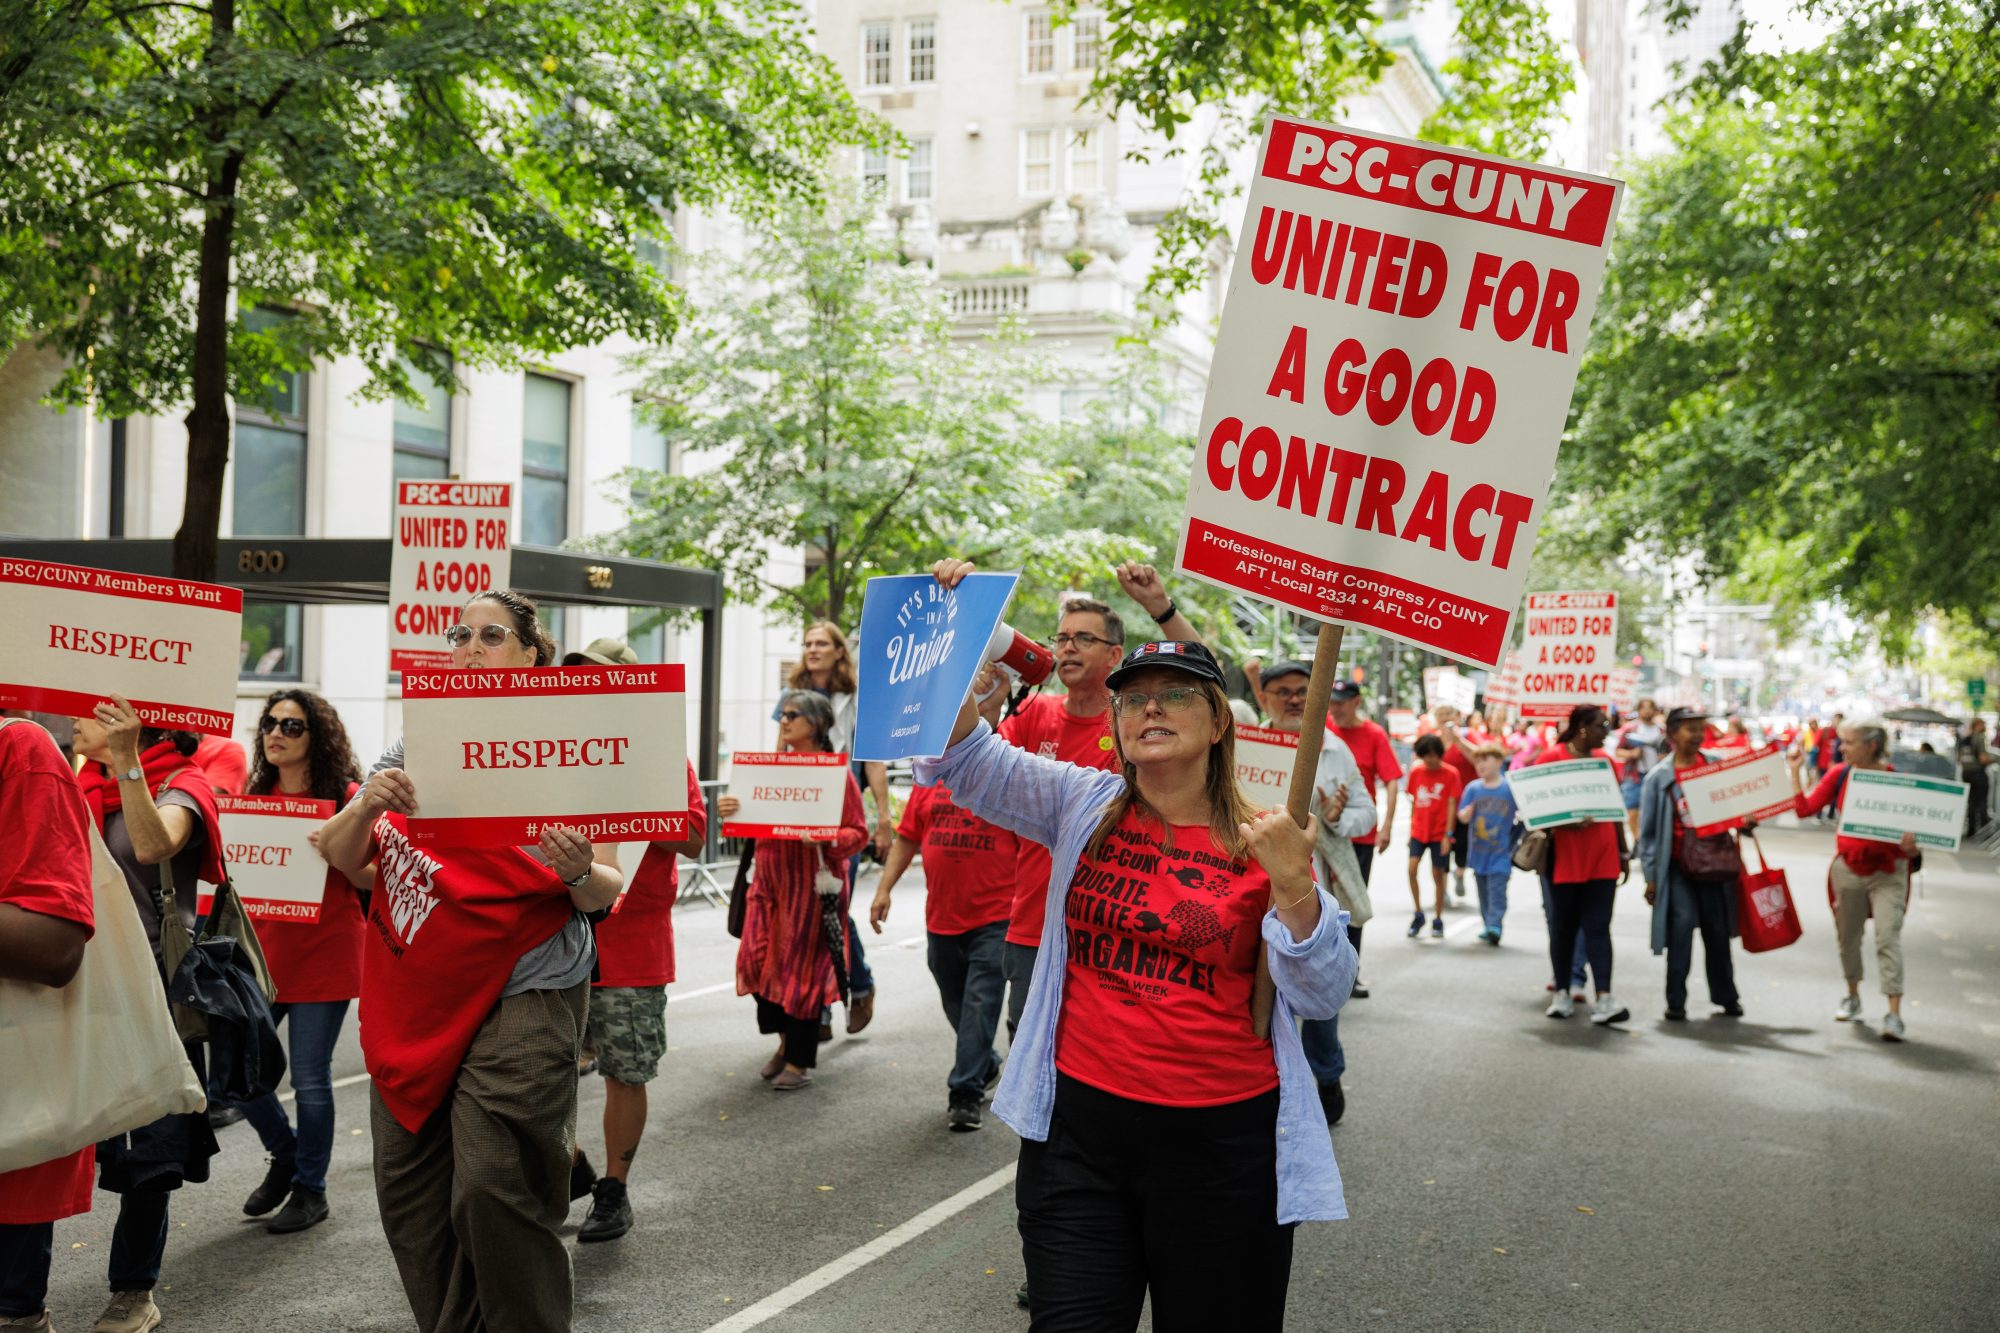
721,690,868,1090
1637,707,1745,1023
1787,718,1919,1041
1536,705,1630,1026
231,689,369,1236
317,588,624,1333
919,559,1354,1333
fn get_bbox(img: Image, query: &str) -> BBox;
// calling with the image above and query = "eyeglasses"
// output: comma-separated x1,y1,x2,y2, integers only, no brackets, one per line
444,624,522,649
778,709,807,722
1111,686,1206,716
259,717,308,738
1053,632,1119,651
1266,687,1310,703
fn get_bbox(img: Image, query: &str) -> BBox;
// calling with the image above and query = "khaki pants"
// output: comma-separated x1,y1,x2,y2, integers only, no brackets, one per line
371,982,589,1333
1830,861,1906,998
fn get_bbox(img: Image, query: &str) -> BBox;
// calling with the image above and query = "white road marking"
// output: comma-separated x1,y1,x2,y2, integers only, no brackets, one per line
700,1162,1019,1333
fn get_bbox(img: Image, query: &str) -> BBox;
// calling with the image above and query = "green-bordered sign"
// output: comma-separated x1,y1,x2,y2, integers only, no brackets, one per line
1507,756,1625,829
1969,678,1987,707
1838,768,1970,853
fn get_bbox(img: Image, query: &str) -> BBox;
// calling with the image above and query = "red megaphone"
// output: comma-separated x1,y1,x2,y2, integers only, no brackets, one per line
985,623,1055,687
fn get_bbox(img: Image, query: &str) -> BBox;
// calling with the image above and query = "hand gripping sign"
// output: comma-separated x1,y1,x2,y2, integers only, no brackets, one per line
1507,755,1624,829
400,665,687,845
723,752,850,839
1235,725,1302,811
1674,744,1795,836
1516,591,1618,720
0,559,242,735
208,794,337,922
853,572,1019,762
1838,769,1971,853
1173,118,1622,670
389,481,512,674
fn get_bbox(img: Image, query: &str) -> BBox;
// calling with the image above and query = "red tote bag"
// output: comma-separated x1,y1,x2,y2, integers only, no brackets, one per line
1736,833,1802,953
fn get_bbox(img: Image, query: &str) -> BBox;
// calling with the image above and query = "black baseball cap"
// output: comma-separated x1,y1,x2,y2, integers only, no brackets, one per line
1106,640,1226,690
1261,659,1310,685
1328,680,1362,702
1665,705,1710,730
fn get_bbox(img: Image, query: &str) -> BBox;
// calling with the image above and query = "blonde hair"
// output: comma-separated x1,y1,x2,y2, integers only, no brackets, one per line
1084,679,1258,864
788,621,858,695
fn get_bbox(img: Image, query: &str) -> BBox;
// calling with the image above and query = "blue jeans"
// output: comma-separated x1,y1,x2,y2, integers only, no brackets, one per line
1475,870,1510,934
1299,1011,1345,1083
1539,873,1590,989
0,1222,51,1317
927,922,1008,1104
843,854,875,997
238,999,350,1194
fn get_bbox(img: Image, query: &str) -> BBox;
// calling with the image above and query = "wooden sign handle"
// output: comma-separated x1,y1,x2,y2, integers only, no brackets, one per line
1251,622,1344,1040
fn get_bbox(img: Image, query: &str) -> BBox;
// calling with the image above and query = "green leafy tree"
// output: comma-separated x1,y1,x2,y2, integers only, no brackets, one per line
0,0,875,578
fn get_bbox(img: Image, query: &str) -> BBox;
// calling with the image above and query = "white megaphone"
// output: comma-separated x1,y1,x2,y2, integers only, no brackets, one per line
984,622,1056,687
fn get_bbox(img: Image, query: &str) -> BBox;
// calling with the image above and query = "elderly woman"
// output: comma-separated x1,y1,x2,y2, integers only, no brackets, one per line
920,559,1354,1333
721,690,868,1090
1787,717,1920,1040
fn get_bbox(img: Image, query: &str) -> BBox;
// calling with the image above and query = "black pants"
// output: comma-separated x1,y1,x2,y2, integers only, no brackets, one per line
1665,873,1739,1011
1966,769,1989,835
1350,842,1373,958
756,996,822,1070
1548,878,1617,994
1017,1074,1294,1333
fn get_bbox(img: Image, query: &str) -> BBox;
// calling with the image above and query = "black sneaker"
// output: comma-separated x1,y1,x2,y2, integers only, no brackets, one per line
243,1157,296,1217
1407,911,1425,938
266,1187,329,1234
1349,979,1369,999
1663,1007,1688,1022
948,1102,983,1132
578,1178,632,1243
1017,1282,1031,1309
1318,1079,1345,1126
1718,1002,1745,1018
570,1152,598,1203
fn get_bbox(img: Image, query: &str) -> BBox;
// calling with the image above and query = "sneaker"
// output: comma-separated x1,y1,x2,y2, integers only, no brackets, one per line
578,1178,632,1243
1318,1079,1345,1126
266,1186,329,1234
242,1156,296,1217
1717,1002,1745,1018
1590,994,1630,1026
1430,916,1444,939
847,988,876,1034
1452,870,1466,900
1546,992,1575,1019
1407,911,1425,938
570,1152,598,1203
947,1102,983,1132
1664,1007,1688,1021
91,1291,159,1333
1836,995,1862,1022
0,1311,52,1331
771,1068,814,1091
1881,1012,1906,1042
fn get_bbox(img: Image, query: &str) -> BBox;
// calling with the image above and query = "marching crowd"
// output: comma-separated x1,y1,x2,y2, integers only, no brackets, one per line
0,565,1941,1333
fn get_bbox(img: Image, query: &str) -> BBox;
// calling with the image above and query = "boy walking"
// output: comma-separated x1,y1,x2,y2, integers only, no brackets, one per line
1405,734,1462,938
1457,744,1519,944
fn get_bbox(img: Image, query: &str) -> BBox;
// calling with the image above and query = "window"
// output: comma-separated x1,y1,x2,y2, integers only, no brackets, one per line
232,307,306,537
240,601,303,681
392,353,452,482
630,402,672,505
861,147,891,195
521,374,572,547
1024,11,1055,73
1071,12,1102,69
862,21,893,86
627,607,666,665
1021,128,1054,194
905,137,935,202
907,17,936,83
1067,127,1101,193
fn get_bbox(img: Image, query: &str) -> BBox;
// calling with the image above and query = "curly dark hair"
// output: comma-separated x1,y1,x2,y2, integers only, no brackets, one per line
246,689,363,805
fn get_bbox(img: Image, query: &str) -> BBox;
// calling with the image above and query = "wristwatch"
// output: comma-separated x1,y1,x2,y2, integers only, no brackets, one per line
563,868,592,889
119,766,145,783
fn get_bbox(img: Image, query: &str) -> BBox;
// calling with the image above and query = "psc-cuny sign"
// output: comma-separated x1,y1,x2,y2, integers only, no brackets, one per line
209,794,337,922
1674,744,1795,836
1423,667,1478,716
389,481,512,674
400,664,687,845
1173,117,1623,669
1507,755,1624,828
723,752,850,839
1235,725,1302,810
0,558,243,736
853,572,1018,762
1516,591,1618,720
1838,768,1970,853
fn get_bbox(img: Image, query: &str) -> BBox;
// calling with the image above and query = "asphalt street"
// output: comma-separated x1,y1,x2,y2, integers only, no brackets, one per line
39,814,2000,1332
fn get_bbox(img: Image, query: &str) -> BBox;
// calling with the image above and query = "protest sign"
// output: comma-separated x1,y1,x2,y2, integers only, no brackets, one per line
1172,117,1623,669
1838,769,1969,853
1674,744,1795,836
723,752,850,839
400,665,687,845
1609,665,1640,715
1484,651,1523,709
853,572,1018,762
1507,755,1624,828
0,558,242,735
1385,708,1419,743
209,794,336,922
1516,591,1618,720
389,481,512,674
1236,725,1301,810
1423,667,1478,716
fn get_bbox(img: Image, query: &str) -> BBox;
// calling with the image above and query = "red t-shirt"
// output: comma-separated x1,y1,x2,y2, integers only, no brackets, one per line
999,694,1118,947
1055,809,1277,1107
1406,763,1464,842
898,783,1016,936
359,812,577,1133
1443,729,1481,789
595,763,708,989
1536,747,1623,883
0,721,97,1224
193,734,248,796
256,782,365,1004
1334,720,1404,844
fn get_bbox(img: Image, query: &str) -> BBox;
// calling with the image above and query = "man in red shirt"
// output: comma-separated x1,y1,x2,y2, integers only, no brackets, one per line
1403,734,1464,938
1328,680,1402,998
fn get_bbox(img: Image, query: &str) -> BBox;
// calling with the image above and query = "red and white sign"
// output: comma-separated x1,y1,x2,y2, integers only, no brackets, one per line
207,794,336,922
1173,118,1623,668
389,481,512,674
1484,651,1523,709
1674,744,1795,836
1609,665,1641,715
0,558,242,735
1235,725,1300,810
723,752,849,839
1516,591,1618,720
1423,667,1478,716
400,665,687,845
1385,708,1420,743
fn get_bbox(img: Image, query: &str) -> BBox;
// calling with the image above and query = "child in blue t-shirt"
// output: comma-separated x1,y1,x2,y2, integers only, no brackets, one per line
1457,744,1519,944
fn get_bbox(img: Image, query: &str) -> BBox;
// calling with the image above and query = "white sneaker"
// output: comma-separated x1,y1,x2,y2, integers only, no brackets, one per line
1546,992,1575,1019
1881,1012,1906,1042
1589,994,1630,1025
1836,995,1862,1022
1453,871,1466,899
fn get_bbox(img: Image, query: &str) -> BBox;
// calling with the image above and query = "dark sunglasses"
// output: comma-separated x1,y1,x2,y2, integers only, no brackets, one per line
260,716,309,738
779,709,807,722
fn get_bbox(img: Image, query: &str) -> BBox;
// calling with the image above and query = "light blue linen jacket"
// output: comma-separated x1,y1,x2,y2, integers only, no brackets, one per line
916,721,1358,1223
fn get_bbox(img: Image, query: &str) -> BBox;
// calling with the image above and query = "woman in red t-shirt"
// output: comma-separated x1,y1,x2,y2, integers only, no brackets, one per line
229,689,370,1235
1537,705,1631,1025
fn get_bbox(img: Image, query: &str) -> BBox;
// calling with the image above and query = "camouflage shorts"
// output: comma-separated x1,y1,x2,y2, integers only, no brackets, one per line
584,985,668,1085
